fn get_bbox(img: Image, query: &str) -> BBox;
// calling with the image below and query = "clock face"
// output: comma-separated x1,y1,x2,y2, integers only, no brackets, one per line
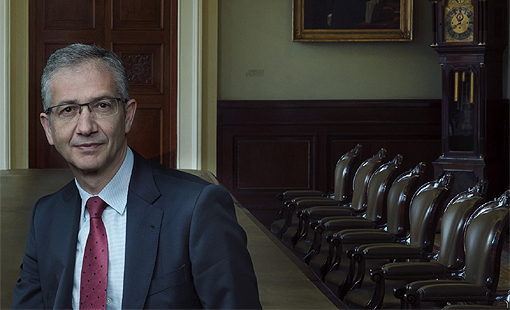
445,7,474,42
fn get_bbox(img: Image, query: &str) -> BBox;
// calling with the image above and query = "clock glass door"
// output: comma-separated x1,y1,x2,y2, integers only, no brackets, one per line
448,69,475,152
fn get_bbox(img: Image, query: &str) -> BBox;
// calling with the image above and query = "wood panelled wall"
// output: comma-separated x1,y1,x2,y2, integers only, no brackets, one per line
217,100,443,227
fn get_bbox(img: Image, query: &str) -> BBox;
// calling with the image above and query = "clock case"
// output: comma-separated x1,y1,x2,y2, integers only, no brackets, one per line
428,0,508,200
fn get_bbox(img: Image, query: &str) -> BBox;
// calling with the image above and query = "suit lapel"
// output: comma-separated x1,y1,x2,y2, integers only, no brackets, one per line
51,181,81,309
122,153,162,309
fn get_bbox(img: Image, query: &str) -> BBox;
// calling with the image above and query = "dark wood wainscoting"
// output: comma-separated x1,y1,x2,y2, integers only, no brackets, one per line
217,100,442,228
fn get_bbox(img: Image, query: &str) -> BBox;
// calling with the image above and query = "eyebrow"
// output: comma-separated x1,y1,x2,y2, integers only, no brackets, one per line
56,96,116,106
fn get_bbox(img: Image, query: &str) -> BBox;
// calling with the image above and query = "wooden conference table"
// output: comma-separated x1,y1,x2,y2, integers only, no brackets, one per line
1,169,344,309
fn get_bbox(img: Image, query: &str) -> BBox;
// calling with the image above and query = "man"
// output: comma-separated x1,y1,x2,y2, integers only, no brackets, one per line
11,43,261,309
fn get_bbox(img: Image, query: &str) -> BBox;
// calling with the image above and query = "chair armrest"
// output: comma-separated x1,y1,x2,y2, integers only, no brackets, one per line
280,190,325,202
283,199,344,233
302,217,373,264
336,229,395,244
322,218,376,232
409,282,492,305
399,280,472,307
323,230,394,279
365,261,450,310
419,282,489,299
292,198,343,207
381,261,448,280
304,206,355,219
354,243,426,260
342,242,426,297
406,279,466,292
292,207,356,246
278,197,337,239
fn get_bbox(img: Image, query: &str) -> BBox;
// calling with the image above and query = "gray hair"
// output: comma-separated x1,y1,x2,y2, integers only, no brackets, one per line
41,43,130,111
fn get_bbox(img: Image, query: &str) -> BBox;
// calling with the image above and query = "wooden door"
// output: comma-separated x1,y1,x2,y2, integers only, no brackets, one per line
29,0,177,168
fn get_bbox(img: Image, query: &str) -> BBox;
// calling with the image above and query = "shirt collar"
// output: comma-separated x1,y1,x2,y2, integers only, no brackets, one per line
76,147,134,218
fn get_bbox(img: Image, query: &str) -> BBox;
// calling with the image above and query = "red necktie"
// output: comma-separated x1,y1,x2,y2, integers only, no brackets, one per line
80,197,108,309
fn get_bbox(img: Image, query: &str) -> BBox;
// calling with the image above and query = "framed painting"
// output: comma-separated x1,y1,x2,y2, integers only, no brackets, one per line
293,0,413,42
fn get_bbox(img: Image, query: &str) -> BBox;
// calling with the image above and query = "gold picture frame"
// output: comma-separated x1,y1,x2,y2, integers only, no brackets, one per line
292,0,413,42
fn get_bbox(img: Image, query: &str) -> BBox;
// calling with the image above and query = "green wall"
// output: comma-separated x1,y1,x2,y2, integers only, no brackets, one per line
218,0,509,100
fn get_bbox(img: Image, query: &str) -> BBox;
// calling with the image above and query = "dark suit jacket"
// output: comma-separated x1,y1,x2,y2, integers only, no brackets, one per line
11,152,261,309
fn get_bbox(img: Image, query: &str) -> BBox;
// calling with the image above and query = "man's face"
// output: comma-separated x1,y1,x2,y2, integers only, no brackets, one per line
40,63,136,177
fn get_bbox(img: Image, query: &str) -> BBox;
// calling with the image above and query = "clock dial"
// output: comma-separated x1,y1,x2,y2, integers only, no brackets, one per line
445,7,474,42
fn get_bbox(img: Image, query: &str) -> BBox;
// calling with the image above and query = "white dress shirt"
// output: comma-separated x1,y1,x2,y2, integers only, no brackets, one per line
72,148,134,310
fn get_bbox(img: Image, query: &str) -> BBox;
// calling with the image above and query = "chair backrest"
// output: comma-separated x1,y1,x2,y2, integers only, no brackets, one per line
364,154,403,225
408,173,454,252
385,162,426,239
333,144,362,203
464,190,510,291
350,148,387,212
436,180,487,268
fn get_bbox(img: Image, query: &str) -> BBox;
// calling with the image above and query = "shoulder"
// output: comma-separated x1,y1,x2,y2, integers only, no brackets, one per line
152,164,232,204
28,180,79,231
131,151,230,202
147,159,213,191
132,154,236,226
135,151,220,189
33,180,77,210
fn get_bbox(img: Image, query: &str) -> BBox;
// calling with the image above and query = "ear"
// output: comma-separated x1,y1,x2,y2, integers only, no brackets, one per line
124,99,137,134
40,113,55,146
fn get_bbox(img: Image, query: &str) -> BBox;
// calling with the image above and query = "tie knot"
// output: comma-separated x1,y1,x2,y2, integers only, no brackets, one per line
86,196,107,218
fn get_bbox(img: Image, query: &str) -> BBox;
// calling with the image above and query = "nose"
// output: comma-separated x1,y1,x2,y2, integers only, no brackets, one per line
75,106,97,136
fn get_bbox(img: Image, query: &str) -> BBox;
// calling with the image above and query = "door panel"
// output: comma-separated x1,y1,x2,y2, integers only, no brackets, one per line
44,0,97,30
112,0,164,29
29,0,177,168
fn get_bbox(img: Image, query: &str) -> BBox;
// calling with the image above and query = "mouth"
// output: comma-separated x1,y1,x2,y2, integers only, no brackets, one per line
75,143,102,151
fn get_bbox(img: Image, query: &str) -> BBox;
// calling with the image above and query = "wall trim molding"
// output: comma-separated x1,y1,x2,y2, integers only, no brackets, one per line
0,0,11,169
177,0,202,169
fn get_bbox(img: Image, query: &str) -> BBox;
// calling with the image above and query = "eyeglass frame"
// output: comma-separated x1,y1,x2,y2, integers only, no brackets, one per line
44,97,125,122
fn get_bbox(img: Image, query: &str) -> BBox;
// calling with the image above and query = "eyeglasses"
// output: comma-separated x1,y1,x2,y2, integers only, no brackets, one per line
45,98,123,123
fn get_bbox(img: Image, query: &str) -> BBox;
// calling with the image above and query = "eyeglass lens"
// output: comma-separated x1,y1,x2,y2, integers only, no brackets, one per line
51,99,119,122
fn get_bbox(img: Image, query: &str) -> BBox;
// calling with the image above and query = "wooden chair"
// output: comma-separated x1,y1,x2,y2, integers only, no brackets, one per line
400,190,510,309
317,162,427,282
323,173,454,300
272,147,385,240
270,144,363,238
341,179,488,309
296,154,404,265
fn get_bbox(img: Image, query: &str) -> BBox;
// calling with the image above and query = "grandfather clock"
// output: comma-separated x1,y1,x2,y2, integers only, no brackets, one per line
428,0,508,199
